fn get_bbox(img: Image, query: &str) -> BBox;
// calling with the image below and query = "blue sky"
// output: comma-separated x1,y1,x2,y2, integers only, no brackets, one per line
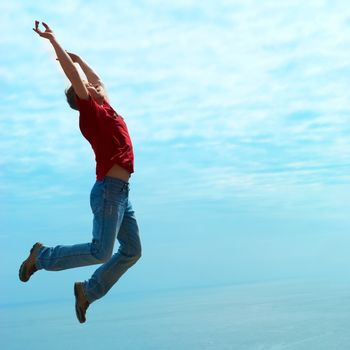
1,0,350,309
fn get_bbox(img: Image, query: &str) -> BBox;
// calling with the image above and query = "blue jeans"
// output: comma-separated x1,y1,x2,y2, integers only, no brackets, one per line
35,177,142,303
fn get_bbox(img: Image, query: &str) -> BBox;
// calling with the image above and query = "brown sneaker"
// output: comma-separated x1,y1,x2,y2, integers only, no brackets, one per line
19,242,43,282
74,282,90,323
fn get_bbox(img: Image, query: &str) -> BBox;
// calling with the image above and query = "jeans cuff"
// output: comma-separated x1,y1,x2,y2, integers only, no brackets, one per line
34,246,46,270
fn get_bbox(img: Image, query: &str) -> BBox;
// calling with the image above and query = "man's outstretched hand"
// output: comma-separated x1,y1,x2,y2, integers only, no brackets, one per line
33,21,55,40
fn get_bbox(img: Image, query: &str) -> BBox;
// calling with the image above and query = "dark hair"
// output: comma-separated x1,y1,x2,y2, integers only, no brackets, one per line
65,85,78,110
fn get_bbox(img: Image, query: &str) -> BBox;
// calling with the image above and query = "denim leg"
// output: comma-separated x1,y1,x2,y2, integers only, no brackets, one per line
35,242,100,271
84,198,142,303
35,179,128,271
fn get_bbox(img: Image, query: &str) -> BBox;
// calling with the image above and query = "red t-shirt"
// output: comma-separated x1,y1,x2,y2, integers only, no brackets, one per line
77,96,134,180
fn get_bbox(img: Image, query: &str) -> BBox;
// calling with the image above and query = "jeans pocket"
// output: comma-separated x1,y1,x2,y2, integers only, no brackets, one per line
105,186,127,206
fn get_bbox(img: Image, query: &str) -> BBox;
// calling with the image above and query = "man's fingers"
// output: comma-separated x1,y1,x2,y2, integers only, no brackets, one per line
42,22,50,30
33,21,52,37
33,21,39,33
33,21,44,35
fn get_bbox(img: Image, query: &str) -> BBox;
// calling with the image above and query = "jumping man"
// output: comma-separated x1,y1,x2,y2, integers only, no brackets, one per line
19,21,142,323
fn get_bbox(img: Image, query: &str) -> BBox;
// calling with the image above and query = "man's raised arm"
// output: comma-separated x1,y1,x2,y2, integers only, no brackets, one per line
67,52,110,103
33,21,89,101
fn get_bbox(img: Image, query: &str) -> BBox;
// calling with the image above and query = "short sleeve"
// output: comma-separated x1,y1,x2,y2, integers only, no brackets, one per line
76,96,103,121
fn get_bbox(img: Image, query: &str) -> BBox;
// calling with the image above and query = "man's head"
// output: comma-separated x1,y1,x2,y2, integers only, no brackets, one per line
65,85,78,110
65,82,106,110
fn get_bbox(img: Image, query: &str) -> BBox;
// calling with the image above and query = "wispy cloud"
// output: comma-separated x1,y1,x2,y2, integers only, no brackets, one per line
1,0,350,218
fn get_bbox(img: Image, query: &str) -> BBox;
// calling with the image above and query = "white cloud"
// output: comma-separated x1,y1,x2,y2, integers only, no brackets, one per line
1,0,350,218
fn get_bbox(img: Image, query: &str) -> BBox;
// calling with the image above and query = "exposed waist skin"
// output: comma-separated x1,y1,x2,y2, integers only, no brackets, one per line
106,164,131,182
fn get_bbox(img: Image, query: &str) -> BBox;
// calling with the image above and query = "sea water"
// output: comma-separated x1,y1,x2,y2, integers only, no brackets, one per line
1,280,350,350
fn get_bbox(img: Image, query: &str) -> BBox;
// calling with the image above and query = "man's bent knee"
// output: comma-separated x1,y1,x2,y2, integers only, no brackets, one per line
132,246,142,262
133,250,142,262
120,246,141,263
